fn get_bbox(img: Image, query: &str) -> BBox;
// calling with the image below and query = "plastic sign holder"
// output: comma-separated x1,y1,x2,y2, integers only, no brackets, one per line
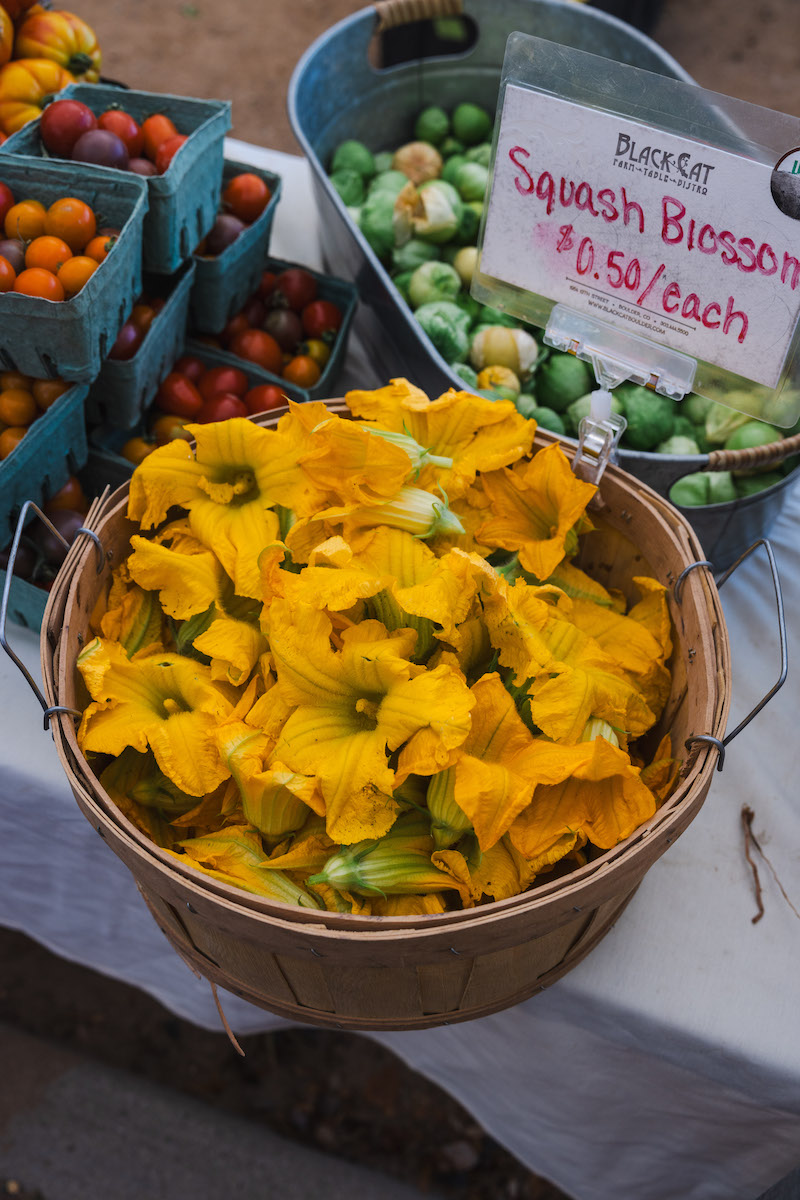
472,33,800,440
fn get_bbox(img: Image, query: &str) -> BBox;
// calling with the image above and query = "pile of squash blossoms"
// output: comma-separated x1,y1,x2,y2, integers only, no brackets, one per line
76,380,681,916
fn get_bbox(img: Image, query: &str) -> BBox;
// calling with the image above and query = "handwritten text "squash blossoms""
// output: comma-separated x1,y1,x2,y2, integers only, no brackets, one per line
508,145,800,345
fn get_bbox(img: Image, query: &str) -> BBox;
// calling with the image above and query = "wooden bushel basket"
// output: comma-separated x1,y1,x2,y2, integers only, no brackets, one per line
40,405,730,1031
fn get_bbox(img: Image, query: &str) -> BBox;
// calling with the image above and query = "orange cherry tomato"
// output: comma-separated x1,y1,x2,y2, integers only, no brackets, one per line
222,172,272,224
154,133,187,174
44,197,96,253
282,354,322,389
0,387,37,426
4,199,46,241
44,474,89,515
24,235,73,274
141,113,179,161
32,378,69,411
0,371,31,390
0,254,15,292
13,267,65,301
58,255,98,297
120,435,157,465
149,413,193,445
84,234,115,263
0,426,26,458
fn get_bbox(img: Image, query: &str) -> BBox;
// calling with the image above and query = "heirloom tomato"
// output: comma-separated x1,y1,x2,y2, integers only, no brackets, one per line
0,6,12,70
44,196,96,252
121,436,156,465
57,254,97,297
0,181,13,227
13,266,64,300
13,10,102,82
4,198,45,240
172,353,206,383
0,59,74,136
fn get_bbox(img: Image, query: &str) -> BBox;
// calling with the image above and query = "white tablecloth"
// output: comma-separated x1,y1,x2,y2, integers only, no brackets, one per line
2,139,800,1200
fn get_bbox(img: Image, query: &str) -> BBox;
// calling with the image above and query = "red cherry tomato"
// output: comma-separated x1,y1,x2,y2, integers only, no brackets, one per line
273,267,318,312
172,353,207,382
228,328,283,374
196,392,249,423
220,312,251,348
222,173,272,224
0,182,14,230
243,383,290,414
155,134,188,174
39,99,97,158
97,109,144,157
258,270,277,302
198,365,249,400
302,299,342,339
155,371,204,418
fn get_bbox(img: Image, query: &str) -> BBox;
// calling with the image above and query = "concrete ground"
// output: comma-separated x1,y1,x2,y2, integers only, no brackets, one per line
0,1020,433,1200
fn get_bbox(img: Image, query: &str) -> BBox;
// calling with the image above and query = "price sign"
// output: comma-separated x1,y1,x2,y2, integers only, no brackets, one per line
478,76,800,394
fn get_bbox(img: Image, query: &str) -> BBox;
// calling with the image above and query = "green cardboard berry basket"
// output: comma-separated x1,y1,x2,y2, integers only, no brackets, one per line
0,569,48,632
2,83,232,275
0,381,89,547
86,258,196,429
0,157,147,382
187,256,359,401
85,343,310,492
189,159,283,334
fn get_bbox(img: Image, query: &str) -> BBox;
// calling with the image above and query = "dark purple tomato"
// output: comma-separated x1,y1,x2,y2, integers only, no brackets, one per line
240,293,266,327
0,537,37,579
108,319,144,361
71,129,130,171
204,213,246,256
263,307,303,352
0,237,26,273
128,157,159,177
32,509,85,568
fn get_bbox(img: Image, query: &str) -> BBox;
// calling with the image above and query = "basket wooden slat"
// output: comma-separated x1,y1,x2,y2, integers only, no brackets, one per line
41,406,730,1030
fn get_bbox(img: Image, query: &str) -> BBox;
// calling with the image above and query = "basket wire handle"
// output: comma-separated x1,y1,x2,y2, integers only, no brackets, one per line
1,500,104,731
374,0,463,31
676,538,787,772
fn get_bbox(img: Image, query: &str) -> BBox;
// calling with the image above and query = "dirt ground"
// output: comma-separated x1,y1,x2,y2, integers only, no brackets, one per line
2,3,798,1199
79,0,800,155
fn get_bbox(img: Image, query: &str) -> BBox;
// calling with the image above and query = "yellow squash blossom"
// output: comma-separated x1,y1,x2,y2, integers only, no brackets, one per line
477,442,597,580
77,638,238,796
127,526,267,685
508,735,657,868
269,601,474,843
170,826,322,907
97,566,167,658
216,720,323,838
433,838,524,903
127,418,327,599
345,379,535,498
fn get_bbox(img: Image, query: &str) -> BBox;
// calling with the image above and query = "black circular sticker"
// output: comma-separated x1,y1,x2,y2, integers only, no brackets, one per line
771,148,800,220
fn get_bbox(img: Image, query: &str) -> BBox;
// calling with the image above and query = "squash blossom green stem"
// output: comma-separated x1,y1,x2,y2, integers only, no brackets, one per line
363,426,454,476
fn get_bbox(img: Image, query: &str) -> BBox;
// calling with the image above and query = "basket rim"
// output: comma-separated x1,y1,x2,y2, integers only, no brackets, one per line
42,402,731,935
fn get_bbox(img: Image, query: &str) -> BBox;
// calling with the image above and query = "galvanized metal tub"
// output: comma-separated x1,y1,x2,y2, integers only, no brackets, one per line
288,0,694,399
